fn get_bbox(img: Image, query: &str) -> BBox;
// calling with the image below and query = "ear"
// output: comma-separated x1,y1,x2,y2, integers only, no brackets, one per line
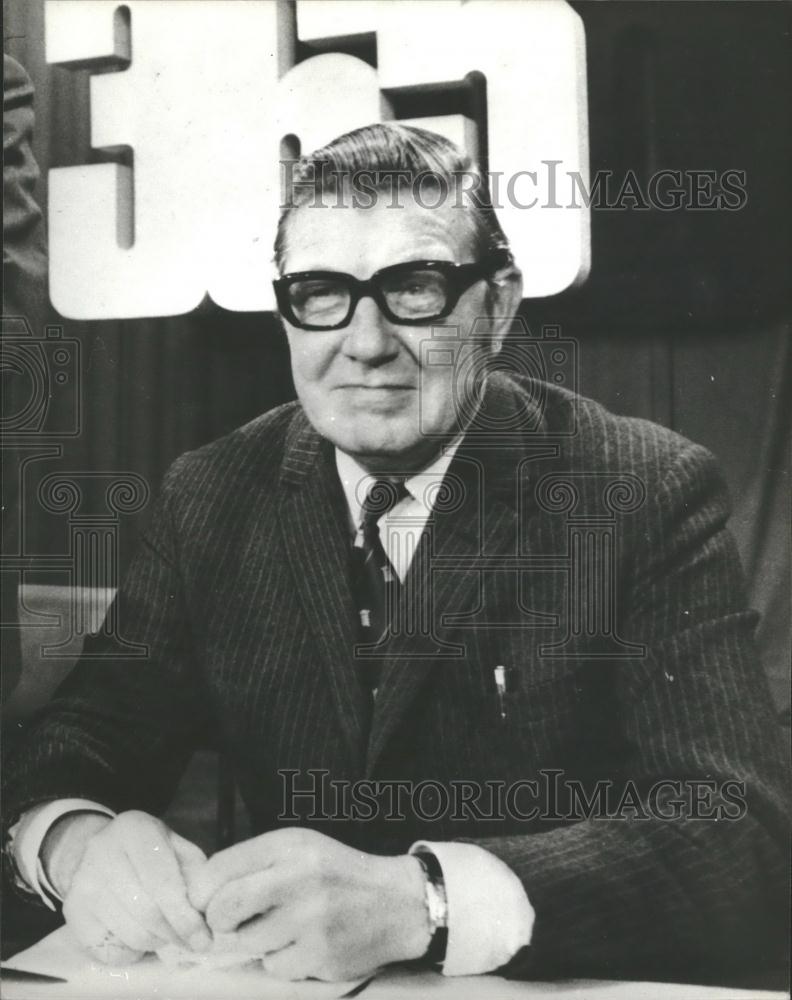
486,263,524,353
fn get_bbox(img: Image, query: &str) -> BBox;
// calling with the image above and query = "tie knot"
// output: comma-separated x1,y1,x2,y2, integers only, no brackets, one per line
360,478,408,527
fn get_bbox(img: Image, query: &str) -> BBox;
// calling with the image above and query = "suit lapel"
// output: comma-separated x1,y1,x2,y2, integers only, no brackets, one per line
365,488,520,776
365,375,557,775
278,413,370,765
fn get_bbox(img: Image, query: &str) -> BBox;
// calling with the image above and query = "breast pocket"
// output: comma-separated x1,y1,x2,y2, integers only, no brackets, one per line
482,669,591,771
479,663,584,718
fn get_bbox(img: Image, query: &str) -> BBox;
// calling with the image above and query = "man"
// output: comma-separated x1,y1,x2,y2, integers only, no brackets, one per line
4,124,789,984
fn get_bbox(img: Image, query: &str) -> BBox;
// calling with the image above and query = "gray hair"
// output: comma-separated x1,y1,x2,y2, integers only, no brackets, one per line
275,122,511,272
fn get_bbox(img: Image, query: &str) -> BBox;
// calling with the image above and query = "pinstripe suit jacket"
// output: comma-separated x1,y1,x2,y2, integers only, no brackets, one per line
5,375,789,982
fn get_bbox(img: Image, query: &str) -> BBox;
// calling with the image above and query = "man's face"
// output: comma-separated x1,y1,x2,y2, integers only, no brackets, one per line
278,193,519,472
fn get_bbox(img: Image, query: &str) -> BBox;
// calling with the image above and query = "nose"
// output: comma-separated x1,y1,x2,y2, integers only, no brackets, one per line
341,296,400,365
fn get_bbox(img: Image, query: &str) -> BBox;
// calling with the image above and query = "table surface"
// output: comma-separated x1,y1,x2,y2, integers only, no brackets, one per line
2,928,787,1000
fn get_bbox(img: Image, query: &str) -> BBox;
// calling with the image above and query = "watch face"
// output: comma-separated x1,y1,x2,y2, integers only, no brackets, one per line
416,851,448,930
426,876,448,929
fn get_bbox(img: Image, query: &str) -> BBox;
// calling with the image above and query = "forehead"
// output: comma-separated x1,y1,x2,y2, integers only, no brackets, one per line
280,192,477,276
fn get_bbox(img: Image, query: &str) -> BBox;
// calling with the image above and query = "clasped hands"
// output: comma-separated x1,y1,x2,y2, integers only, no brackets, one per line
42,811,431,981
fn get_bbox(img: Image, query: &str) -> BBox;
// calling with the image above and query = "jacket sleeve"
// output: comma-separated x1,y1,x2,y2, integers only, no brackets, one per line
2,458,212,831
462,442,791,982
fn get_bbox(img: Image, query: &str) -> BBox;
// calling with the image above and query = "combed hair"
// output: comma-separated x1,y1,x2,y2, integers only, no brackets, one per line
275,122,510,270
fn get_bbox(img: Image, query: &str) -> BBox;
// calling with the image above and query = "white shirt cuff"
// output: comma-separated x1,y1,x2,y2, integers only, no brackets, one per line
9,799,115,909
409,840,535,976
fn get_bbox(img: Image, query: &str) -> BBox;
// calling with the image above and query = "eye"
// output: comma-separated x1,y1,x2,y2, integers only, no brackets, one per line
290,279,342,306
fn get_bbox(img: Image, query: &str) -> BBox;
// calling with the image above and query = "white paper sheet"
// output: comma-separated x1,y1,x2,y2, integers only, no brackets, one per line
1,926,365,1000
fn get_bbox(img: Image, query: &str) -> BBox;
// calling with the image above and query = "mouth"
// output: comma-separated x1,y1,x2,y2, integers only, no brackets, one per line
337,384,415,392
334,384,416,411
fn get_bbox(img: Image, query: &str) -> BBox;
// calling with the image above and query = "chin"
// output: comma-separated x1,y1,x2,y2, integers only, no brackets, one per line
325,428,414,467
307,404,448,469
344,434,413,463
319,413,404,453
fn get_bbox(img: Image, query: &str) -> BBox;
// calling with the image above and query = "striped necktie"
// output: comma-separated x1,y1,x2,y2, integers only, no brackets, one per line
351,478,409,688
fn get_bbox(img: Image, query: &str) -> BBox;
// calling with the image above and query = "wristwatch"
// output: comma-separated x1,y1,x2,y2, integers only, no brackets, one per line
414,851,448,966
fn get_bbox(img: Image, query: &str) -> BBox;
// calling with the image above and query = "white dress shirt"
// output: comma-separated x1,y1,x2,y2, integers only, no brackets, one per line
10,440,534,975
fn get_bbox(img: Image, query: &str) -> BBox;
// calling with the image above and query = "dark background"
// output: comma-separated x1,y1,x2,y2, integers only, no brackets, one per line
3,0,789,712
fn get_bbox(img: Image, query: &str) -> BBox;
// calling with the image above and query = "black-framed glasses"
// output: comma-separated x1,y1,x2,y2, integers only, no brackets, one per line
273,249,511,331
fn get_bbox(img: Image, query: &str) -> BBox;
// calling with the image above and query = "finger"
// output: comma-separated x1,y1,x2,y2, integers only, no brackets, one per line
218,909,296,958
205,869,288,933
147,872,212,953
87,934,144,968
169,831,207,871
98,899,165,955
187,839,275,913
73,845,182,949
261,942,305,982
66,906,145,967
111,878,184,947
124,825,211,950
170,832,208,902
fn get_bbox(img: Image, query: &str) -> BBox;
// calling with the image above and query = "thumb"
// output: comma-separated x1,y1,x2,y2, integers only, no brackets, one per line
169,833,210,915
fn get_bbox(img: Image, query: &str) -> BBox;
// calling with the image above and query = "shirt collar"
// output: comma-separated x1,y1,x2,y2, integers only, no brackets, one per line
335,436,464,531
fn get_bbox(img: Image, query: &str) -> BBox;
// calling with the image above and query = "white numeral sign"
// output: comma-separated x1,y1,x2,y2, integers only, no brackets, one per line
46,0,589,319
